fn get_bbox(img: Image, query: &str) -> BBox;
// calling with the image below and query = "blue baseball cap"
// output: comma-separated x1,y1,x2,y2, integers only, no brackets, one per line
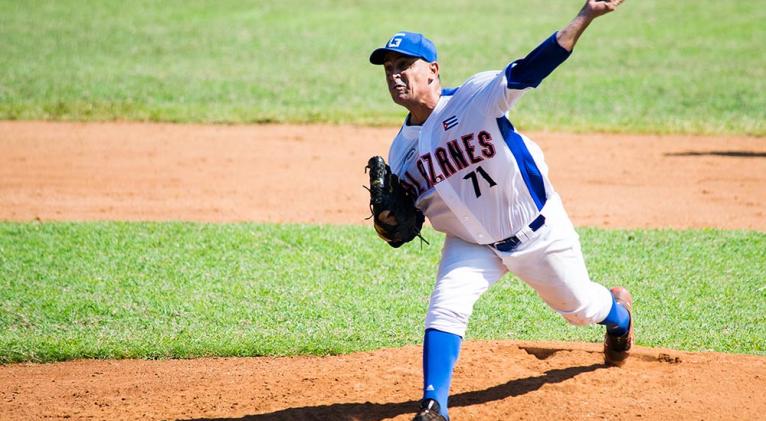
369,31,438,65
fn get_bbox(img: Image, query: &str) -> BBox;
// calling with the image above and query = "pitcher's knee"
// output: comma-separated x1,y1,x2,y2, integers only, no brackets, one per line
558,301,610,326
425,307,470,337
561,311,598,326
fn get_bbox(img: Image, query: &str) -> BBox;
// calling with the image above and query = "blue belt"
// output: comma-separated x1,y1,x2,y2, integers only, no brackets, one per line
491,214,546,252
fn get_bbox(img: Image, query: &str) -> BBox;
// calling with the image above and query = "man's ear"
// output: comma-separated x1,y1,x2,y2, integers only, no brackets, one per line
428,61,440,83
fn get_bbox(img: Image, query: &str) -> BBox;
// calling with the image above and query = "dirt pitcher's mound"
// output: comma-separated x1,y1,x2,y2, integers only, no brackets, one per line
1,122,766,420
2,341,765,420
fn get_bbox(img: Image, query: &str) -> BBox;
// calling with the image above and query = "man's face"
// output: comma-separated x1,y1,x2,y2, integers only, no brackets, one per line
382,52,438,107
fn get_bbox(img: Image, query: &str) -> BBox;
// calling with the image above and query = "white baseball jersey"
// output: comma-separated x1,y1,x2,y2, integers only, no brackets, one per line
388,70,555,245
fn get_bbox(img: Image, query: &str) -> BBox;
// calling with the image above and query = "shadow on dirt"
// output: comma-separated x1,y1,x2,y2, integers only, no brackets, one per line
186,363,606,421
665,151,766,158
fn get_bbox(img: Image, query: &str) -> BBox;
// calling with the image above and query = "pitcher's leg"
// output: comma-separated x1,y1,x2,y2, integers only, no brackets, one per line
508,226,635,366
421,235,506,419
499,200,633,365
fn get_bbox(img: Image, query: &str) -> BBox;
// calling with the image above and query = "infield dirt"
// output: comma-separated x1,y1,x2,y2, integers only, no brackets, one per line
1,121,765,420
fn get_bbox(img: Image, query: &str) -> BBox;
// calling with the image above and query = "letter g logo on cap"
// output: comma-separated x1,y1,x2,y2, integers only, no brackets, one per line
388,33,405,48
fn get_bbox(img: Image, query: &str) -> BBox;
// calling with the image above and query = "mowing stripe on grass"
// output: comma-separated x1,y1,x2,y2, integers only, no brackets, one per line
0,1,763,134
0,222,764,363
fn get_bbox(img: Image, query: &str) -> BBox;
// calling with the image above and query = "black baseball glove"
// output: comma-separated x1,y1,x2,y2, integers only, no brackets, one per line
365,156,425,248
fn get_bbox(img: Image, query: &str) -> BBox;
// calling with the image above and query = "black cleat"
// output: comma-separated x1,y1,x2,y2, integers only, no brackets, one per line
413,398,447,421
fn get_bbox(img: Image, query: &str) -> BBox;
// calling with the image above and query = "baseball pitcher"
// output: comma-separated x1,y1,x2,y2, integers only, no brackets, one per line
366,1,630,420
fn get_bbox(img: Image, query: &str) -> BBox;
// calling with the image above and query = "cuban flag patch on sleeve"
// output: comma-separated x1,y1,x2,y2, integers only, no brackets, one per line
442,115,458,131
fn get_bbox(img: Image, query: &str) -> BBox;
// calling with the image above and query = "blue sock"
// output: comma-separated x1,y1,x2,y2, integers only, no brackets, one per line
599,294,631,336
423,328,461,419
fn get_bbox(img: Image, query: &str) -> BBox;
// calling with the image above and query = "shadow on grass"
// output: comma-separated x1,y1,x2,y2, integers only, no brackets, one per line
665,150,766,158
186,362,605,421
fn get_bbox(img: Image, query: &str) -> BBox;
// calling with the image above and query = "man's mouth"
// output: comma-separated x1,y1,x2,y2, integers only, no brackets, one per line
391,80,407,89
391,84,407,94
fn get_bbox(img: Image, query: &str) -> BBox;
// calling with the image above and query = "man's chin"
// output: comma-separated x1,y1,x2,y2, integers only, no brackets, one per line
391,93,410,106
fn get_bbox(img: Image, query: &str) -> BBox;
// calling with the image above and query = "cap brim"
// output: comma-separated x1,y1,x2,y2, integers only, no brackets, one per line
369,48,393,65
369,47,419,65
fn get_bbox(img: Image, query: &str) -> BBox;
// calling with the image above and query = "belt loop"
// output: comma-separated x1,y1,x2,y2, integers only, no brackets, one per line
515,227,531,242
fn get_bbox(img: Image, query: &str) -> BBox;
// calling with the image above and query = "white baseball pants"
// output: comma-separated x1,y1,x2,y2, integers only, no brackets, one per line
425,195,614,337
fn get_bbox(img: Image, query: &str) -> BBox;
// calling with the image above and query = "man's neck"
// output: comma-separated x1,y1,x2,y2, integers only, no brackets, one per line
406,87,441,126
407,107,432,126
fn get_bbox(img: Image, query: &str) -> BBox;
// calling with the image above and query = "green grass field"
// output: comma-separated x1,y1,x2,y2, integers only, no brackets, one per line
1,0,764,135
1,223,764,363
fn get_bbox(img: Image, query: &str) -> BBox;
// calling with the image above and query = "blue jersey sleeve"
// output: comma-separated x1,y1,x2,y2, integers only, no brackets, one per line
505,32,571,90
